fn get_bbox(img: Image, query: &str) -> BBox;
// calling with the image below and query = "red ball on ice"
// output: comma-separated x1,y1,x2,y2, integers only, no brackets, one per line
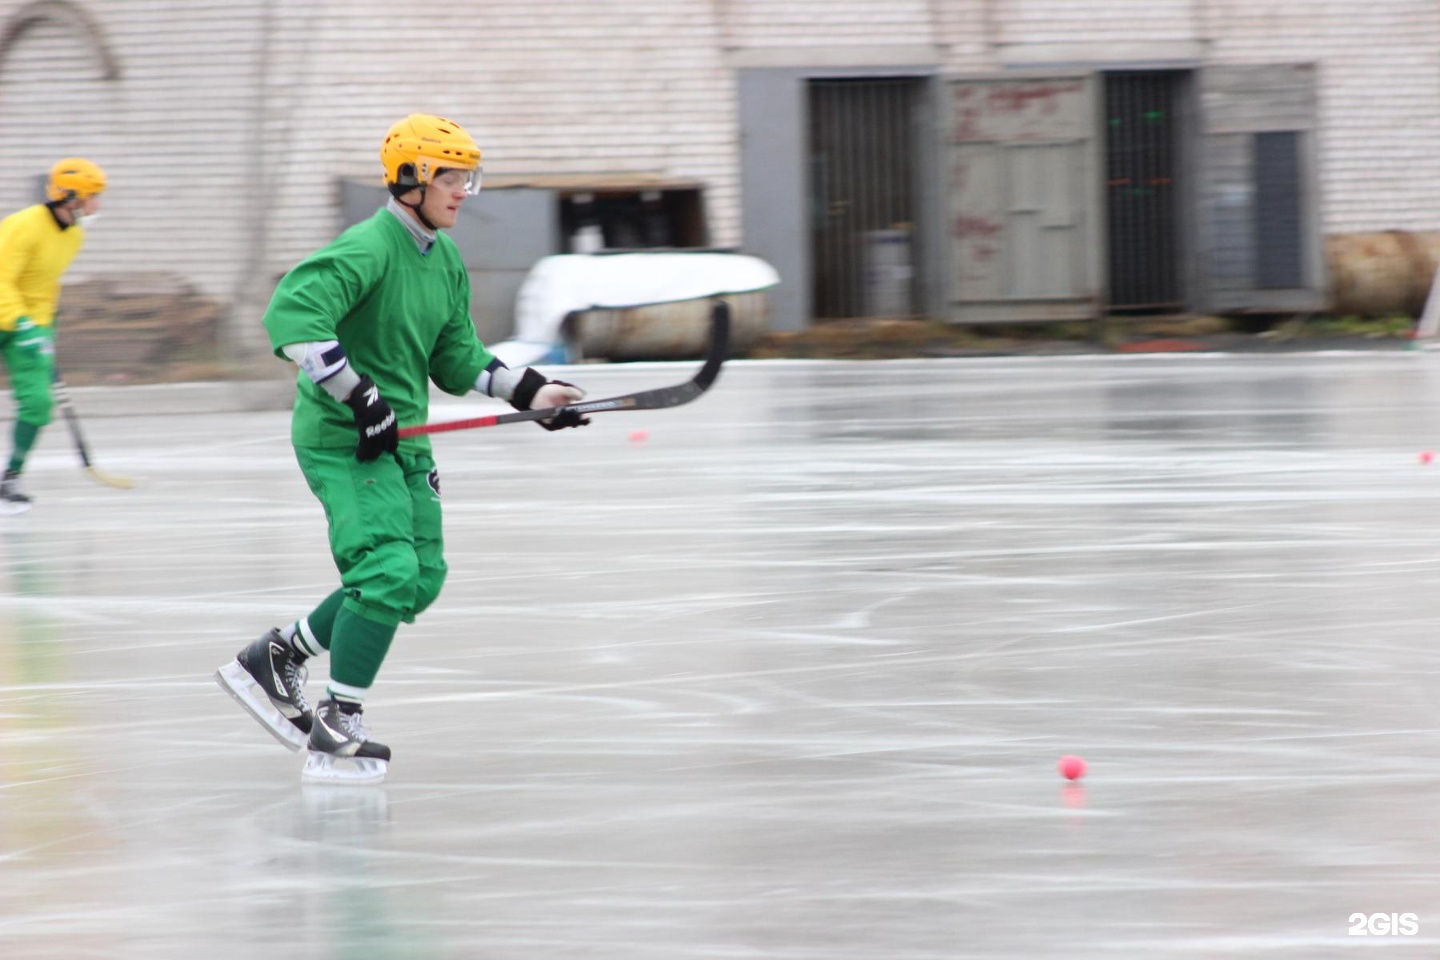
1421,451,1434,464
1058,755,1087,781
628,429,649,443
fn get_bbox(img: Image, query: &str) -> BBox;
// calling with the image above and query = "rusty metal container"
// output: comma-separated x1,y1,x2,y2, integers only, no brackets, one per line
567,292,768,361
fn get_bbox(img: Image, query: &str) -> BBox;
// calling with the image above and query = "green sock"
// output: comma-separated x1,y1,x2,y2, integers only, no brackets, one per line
328,604,397,693
8,421,38,475
294,588,346,654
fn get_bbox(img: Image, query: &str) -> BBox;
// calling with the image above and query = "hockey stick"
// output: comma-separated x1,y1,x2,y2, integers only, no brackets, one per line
52,377,136,489
398,298,732,438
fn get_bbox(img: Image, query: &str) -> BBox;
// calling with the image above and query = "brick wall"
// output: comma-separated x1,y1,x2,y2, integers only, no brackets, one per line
0,0,1436,319
988,0,1201,43
1200,0,1440,240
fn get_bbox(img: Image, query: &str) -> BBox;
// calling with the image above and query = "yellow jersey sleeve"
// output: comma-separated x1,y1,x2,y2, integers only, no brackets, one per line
0,204,85,332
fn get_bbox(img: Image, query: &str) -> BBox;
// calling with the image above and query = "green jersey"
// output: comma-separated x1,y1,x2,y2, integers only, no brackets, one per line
263,208,495,450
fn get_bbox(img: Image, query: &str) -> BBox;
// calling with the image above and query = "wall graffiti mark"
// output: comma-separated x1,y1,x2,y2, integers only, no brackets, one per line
954,216,1002,238
949,79,1086,142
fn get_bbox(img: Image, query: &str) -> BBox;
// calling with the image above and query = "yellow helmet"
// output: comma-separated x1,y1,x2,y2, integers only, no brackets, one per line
47,157,107,202
380,114,481,192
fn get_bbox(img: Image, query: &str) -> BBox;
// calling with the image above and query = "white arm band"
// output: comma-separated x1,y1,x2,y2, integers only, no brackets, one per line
477,362,522,402
282,340,363,401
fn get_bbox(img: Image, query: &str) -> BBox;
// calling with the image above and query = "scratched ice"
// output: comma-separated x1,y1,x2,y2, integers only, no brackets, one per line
4,351,1440,958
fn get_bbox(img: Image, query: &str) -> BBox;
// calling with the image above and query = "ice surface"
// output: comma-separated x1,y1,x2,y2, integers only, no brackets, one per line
4,352,1440,958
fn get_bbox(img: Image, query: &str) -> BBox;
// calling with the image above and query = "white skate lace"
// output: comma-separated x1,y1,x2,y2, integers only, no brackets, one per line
283,661,311,715
337,707,370,743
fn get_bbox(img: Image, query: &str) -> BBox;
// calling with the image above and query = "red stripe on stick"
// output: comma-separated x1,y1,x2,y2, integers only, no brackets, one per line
398,415,499,438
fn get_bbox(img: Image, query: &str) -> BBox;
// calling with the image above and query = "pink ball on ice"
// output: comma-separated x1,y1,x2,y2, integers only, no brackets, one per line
1058,755,1087,781
628,429,649,443
1421,451,1434,464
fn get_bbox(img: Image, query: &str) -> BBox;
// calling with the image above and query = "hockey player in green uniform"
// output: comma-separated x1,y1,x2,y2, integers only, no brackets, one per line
216,114,587,783
0,158,107,513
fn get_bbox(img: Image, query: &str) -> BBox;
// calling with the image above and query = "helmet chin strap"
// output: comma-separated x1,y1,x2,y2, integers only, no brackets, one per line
401,187,439,231
46,196,86,228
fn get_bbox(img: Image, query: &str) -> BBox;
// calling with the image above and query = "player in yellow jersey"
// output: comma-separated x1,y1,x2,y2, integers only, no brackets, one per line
0,158,107,513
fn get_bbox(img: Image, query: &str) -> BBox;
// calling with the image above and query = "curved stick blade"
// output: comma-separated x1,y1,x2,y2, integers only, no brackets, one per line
400,298,732,439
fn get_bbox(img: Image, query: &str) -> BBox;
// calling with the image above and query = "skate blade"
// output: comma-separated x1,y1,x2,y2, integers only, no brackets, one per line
302,751,388,786
0,500,31,516
214,660,308,752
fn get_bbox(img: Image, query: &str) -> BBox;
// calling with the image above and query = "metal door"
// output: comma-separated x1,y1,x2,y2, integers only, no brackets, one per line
1104,71,1183,311
808,78,923,319
944,74,1102,323
1198,63,1324,313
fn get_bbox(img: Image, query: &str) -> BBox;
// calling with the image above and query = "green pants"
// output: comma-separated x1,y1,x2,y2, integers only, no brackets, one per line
295,445,447,628
1,321,55,427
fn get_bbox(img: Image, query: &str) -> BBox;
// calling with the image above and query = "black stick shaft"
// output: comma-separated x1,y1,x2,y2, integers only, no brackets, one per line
53,378,95,468
399,298,731,438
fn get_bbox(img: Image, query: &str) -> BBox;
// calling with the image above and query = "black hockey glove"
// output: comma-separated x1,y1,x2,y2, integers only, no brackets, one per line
343,375,398,461
509,367,590,431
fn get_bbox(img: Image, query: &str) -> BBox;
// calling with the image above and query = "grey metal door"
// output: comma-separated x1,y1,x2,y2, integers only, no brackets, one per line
1198,63,1324,313
808,78,923,319
943,74,1102,323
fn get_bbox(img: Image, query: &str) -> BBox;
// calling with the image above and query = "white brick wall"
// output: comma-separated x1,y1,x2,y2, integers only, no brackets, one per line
259,1,737,291
0,0,740,300
1200,0,1440,239
721,0,937,46
0,0,1436,311
990,0,1200,42
0,2,266,298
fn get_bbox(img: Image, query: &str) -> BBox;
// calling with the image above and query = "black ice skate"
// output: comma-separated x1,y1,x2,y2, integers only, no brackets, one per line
215,628,313,751
0,470,31,515
302,699,391,785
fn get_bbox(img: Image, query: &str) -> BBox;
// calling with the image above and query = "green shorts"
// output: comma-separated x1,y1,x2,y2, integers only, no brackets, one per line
295,444,446,626
0,321,55,427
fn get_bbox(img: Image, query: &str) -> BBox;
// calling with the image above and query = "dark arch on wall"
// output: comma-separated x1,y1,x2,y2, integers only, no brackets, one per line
0,0,120,79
